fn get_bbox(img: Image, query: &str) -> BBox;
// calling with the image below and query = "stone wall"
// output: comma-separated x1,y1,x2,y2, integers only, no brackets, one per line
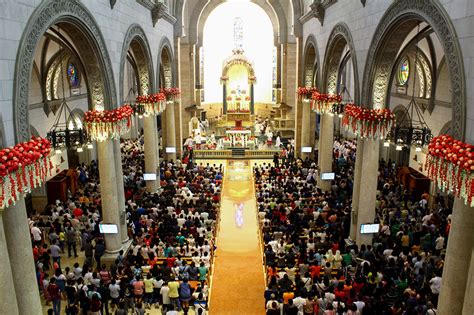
302,0,474,144
0,0,174,146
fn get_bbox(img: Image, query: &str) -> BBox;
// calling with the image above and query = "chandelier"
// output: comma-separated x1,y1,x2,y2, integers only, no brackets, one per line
46,26,91,154
385,24,432,152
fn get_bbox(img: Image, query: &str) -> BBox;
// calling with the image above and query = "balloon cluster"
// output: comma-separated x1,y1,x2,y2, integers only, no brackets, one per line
426,135,474,206
161,88,180,102
0,137,55,209
342,104,395,140
135,93,167,115
297,87,318,100
83,105,133,141
0,137,51,176
310,91,342,114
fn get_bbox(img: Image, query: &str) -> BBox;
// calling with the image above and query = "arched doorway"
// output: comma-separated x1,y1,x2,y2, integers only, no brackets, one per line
14,0,116,143
158,38,178,158
362,0,465,140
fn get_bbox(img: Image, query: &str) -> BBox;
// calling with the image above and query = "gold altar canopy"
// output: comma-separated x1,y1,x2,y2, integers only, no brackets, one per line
221,48,256,114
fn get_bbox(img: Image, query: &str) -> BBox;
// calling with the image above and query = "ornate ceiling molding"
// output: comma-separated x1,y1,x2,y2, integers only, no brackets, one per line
136,0,177,26
321,23,360,103
300,0,337,25
119,24,155,103
362,0,465,140
13,0,117,143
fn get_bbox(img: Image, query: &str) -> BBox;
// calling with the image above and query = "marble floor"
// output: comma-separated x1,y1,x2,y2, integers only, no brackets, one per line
208,160,266,314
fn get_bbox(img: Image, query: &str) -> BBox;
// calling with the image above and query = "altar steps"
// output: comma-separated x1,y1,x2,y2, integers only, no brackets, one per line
231,147,246,158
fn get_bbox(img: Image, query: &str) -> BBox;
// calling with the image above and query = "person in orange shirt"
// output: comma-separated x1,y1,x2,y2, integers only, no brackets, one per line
282,290,295,304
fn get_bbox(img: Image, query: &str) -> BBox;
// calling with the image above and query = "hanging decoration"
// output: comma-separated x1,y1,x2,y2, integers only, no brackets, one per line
0,137,54,209
83,105,133,141
161,88,180,103
135,93,167,116
297,87,318,101
425,135,474,206
342,104,395,140
310,91,342,114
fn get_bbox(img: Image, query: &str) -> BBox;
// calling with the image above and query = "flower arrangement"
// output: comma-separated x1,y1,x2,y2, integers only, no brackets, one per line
297,87,319,101
84,105,133,141
425,135,474,206
161,88,180,102
226,96,233,101
310,92,342,114
136,93,166,115
342,104,395,140
245,96,251,102
0,137,54,209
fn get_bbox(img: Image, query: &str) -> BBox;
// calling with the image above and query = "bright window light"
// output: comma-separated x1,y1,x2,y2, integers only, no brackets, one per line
203,1,273,103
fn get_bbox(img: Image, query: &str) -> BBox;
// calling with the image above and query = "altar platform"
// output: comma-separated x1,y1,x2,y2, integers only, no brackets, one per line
194,149,278,159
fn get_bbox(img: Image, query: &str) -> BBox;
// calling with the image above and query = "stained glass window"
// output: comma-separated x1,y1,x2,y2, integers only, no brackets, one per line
398,57,409,85
67,63,80,88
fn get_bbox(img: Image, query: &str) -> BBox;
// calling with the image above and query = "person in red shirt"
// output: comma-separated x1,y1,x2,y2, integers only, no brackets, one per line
73,207,83,218
309,263,321,279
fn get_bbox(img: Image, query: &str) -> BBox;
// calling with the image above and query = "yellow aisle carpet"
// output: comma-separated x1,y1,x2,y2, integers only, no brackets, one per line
209,160,266,315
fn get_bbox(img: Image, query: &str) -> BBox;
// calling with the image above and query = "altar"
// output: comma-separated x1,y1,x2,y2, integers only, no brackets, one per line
222,128,256,149
220,48,256,116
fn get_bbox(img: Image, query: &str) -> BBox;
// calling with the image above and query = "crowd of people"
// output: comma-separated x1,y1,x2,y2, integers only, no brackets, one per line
255,138,450,315
29,137,223,315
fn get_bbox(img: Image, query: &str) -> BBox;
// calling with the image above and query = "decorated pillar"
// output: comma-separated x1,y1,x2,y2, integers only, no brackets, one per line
318,114,334,192
165,101,177,161
438,198,474,314
350,138,364,240
282,40,301,150
0,210,20,315
144,115,159,192
275,44,282,103
113,139,128,243
97,139,122,253
300,99,312,159
250,83,255,114
353,140,379,246
223,84,227,114
177,38,195,140
3,197,42,315
462,240,474,314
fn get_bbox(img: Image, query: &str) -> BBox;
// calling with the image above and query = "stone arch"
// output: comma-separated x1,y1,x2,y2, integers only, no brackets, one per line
157,37,175,89
119,24,154,103
321,22,360,103
302,35,320,89
361,0,465,140
29,125,40,138
13,0,117,143
188,0,287,46
439,120,452,136
67,108,85,129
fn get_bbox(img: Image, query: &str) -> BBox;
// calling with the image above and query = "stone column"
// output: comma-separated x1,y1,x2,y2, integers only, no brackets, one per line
165,101,177,161
463,242,474,314
350,138,364,240
3,197,42,315
300,99,312,159
275,44,282,103
97,139,122,253
143,115,159,192
113,139,128,243
177,38,195,143
0,210,20,314
438,198,474,314
354,140,379,246
318,114,334,192
282,40,301,150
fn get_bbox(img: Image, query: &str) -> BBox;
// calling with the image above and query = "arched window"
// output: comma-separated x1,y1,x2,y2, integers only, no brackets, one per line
67,62,80,88
398,57,410,85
